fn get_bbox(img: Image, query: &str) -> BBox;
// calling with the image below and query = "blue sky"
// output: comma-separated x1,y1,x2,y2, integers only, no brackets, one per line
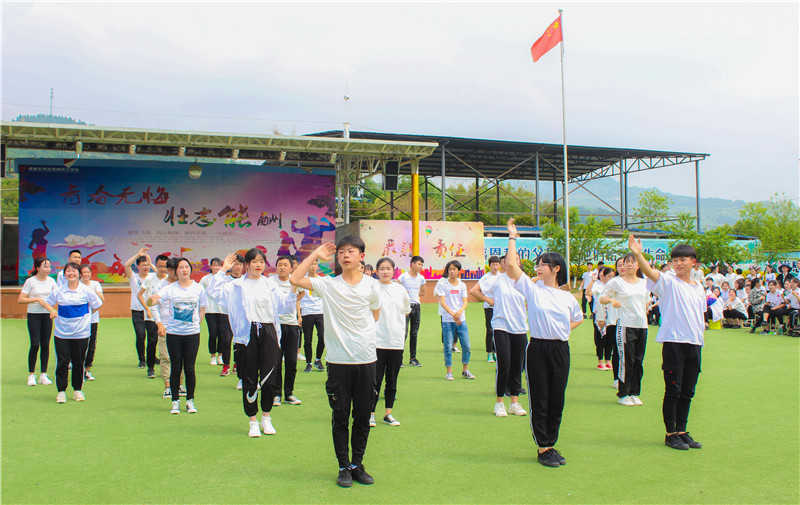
2,1,798,203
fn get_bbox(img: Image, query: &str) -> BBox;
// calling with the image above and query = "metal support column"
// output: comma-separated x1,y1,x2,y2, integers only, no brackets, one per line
496,181,501,225
424,175,429,221
553,178,558,223
535,153,540,227
619,158,624,228
390,191,394,220
695,159,701,231
440,144,446,221
475,176,480,221
411,159,420,256
623,161,629,229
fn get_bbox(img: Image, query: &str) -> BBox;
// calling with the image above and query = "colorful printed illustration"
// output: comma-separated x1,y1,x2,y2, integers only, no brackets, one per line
18,159,336,282
359,220,484,279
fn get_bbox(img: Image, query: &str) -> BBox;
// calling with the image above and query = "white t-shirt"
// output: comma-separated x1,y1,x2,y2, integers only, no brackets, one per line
45,283,103,339
397,271,425,305
309,274,381,365
480,273,527,334
477,272,499,309
601,277,649,329
129,272,155,311
273,277,298,325
766,290,784,307
690,268,705,284
21,276,57,314
784,288,800,309
709,272,725,287
155,281,208,335
83,280,103,324
647,271,706,346
591,280,605,314
725,273,740,288
581,270,593,289
513,275,582,341
298,285,323,316
141,274,167,322
241,276,275,324
433,278,468,323
199,273,223,314
375,282,411,350
724,296,746,315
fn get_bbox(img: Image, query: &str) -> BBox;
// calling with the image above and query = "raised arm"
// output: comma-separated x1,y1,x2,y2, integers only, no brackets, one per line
124,247,149,278
290,243,335,291
505,218,523,282
628,235,659,283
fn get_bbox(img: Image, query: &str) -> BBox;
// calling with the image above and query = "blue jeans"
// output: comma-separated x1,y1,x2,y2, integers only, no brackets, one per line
442,321,471,367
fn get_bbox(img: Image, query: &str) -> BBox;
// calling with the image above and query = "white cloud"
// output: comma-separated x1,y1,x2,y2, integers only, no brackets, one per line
54,234,105,248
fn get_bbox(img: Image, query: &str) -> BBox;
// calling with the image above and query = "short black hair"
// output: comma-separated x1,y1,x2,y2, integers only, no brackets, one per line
376,257,395,270
135,255,148,265
443,260,462,278
155,254,169,264
210,257,222,266
68,249,82,257
336,234,365,253
410,256,424,265
537,252,568,287
245,248,267,266
166,257,180,271
488,256,501,265
63,262,80,275
671,243,698,260
233,254,244,264
276,255,293,266
597,261,605,267
600,266,615,277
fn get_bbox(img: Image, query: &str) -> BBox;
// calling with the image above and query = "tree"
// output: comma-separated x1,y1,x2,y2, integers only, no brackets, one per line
733,194,800,262
1,178,18,218
633,189,672,228
542,207,626,282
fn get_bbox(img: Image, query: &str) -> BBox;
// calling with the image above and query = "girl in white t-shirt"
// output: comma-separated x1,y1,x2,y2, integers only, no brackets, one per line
434,260,473,381
200,258,225,367
504,219,583,468
150,258,207,415
370,258,411,427
599,253,649,407
79,264,103,381
18,257,57,387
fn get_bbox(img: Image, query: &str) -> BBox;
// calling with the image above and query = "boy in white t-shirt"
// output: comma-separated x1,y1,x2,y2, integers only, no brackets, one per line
470,255,501,363
629,235,705,451
124,247,157,371
396,255,426,366
580,261,594,317
290,235,381,488
434,259,474,381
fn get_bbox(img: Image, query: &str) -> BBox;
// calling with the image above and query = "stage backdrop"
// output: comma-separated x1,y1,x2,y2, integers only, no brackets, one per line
356,220,484,280
18,159,335,282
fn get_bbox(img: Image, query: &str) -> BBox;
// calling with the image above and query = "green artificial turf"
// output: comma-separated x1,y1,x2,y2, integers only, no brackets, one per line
2,304,798,504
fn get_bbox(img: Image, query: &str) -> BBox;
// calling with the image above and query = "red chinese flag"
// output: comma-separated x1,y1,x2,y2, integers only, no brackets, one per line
530,15,563,62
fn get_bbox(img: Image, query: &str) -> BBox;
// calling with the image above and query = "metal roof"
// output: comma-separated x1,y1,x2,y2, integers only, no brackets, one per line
310,130,709,182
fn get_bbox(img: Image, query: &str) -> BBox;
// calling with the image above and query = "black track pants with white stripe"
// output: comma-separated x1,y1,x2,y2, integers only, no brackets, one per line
525,338,570,448
241,322,280,417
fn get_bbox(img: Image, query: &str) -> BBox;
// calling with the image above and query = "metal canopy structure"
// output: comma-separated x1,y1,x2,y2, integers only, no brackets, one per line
0,122,439,234
312,130,709,231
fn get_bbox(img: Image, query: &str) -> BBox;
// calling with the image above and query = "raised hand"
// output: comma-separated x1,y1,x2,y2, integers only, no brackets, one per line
628,234,643,255
314,243,336,262
507,218,518,238
222,253,237,272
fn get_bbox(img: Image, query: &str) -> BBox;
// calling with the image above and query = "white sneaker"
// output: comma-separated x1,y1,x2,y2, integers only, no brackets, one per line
369,413,377,427
73,390,85,401
297,353,306,362
210,356,218,366
56,391,67,403
508,402,528,416
170,400,180,414
453,346,460,353
617,395,635,406
84,371,95,381
163,388,172,398
494,402,508,417
383,414,401,426
286,395,302,405
235,379,243,390
261,416,276,435
462,370,475,380
445,372,454,381
272,396,281,406
612,380,619,390
248,420,261,438
38,373,52,385
186,399,197,413
27,374,37,386
631,396,643,406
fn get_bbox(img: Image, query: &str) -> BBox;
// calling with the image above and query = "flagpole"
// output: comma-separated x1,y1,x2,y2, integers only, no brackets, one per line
559,8,571,287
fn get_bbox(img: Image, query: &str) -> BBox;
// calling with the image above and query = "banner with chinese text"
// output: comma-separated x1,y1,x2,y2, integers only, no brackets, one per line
18,159,335,282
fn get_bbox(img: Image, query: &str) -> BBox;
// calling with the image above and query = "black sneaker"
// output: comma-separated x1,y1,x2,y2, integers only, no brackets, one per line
147,368,156,379
537,449,560,468
749,326,756,333
314,359,325,371
665,433,689,450
155,358,161,365
679,432,702,449
304,363,313,373
409,358,422,367
138,360,146,369
351,465,374,485
551,448,566,465
520,387,527,395
337,468,352,488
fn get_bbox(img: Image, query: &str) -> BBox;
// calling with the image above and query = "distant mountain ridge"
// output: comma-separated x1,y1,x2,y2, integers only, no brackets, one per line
12,114,87,125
